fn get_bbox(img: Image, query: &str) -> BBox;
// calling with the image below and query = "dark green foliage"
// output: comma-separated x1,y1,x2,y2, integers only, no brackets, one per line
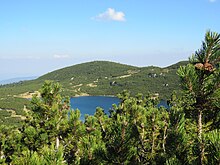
0,75,219,164
177,31,220,164
204,129,220,164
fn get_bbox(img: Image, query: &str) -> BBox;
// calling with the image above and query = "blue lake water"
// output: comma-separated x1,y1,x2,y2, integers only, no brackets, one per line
70,96,120,118
70,96,168,120
158,100,169,109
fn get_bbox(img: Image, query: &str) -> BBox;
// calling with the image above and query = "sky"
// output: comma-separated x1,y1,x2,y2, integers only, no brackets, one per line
0,0,219,80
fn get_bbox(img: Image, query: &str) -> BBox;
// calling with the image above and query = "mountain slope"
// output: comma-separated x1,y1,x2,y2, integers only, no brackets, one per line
39,61,137,81
0,61,188,99
0,60,188,126
36,60,187,98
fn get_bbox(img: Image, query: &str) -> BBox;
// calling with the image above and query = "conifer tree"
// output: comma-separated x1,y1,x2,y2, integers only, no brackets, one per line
62,109,84,164
177,31,220,164
3,81,70,164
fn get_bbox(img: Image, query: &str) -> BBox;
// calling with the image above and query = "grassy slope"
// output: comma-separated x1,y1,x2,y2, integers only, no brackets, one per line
0,60,187,126
38,61,187,98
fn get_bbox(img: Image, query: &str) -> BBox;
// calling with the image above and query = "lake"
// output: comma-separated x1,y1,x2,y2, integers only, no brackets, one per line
70,96,120,119
70,96,168,119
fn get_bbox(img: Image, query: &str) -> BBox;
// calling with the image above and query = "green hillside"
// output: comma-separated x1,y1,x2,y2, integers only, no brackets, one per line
0,60,187,126
38,60,187,98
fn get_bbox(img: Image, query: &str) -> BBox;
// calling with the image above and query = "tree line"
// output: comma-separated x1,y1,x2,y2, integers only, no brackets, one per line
0,31,219,164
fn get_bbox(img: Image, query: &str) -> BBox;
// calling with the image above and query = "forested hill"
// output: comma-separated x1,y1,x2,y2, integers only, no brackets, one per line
0,60,186,126
37,60,188,98
0,61,188,100
39,61,137,81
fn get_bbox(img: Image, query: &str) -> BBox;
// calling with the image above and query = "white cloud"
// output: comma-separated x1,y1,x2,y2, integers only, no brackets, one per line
94,8,126,22
209,0,216,2
53,54,70,59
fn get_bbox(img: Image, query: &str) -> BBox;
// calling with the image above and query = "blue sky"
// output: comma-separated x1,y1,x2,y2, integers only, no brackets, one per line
0,0,219,79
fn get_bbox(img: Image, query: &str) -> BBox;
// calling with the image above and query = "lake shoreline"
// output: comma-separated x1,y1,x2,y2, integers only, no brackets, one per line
71,94,116,98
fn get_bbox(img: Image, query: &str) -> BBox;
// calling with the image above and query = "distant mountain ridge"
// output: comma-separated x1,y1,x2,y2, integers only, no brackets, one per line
0,76,37,85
